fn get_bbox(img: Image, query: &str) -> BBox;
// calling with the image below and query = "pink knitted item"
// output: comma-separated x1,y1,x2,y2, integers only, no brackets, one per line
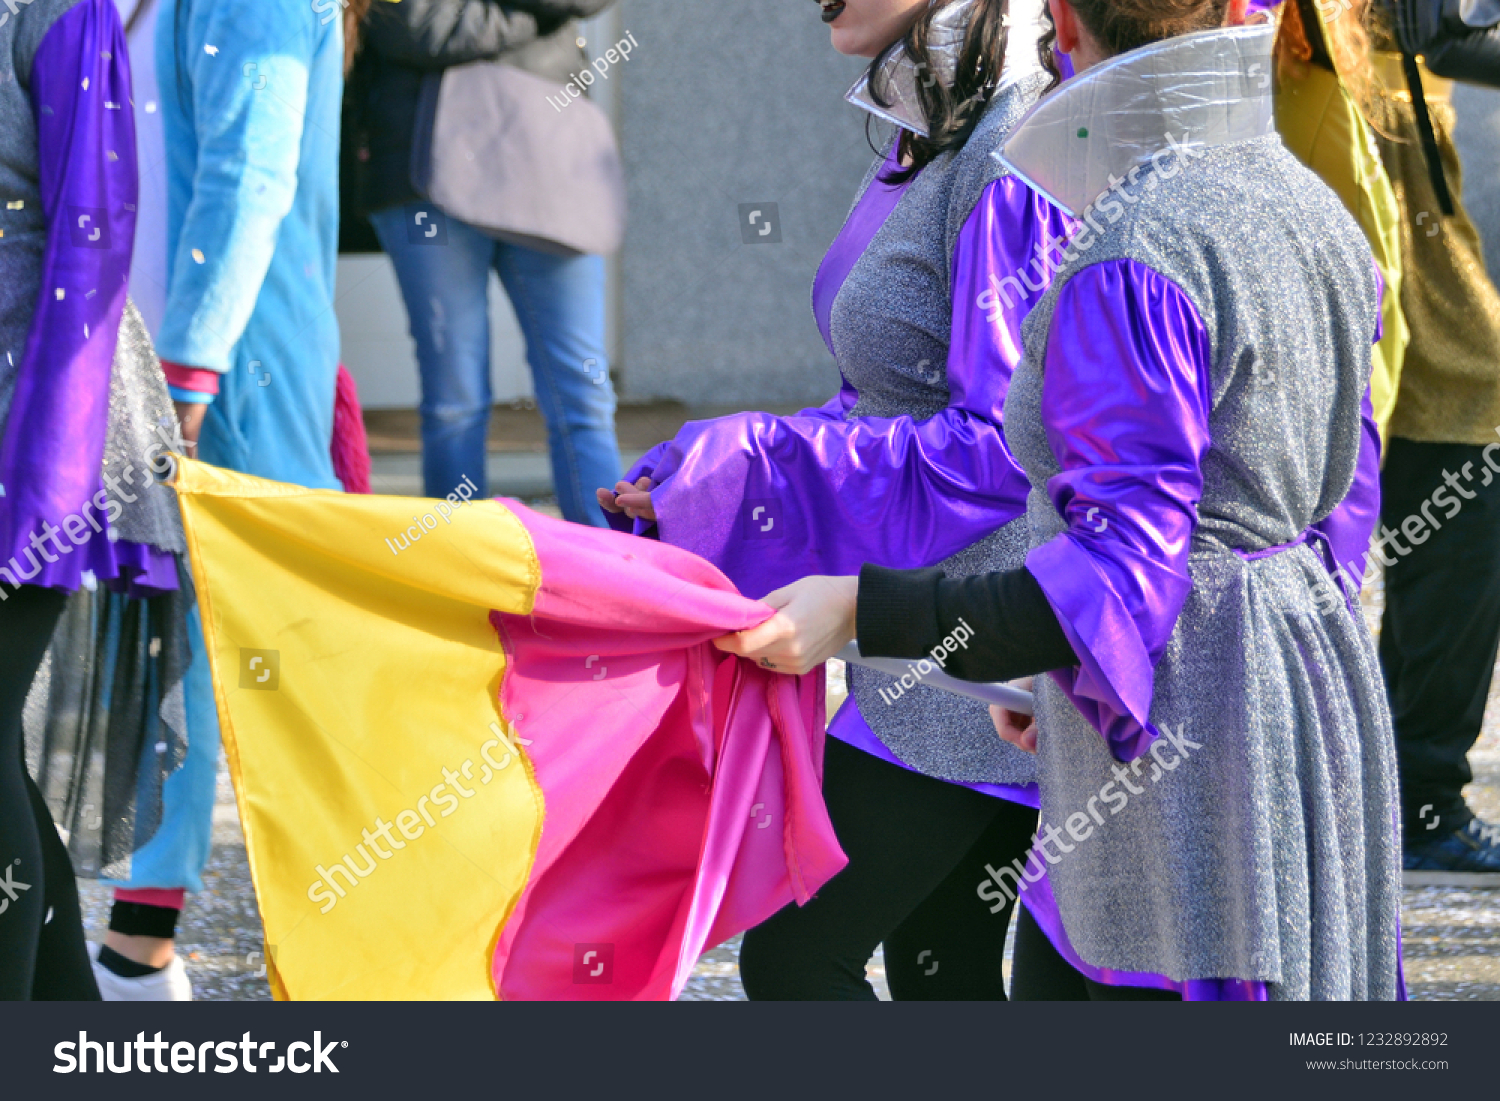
330,364,372,494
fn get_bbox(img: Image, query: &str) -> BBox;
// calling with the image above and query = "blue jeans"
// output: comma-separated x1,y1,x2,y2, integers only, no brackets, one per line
370,205,622,524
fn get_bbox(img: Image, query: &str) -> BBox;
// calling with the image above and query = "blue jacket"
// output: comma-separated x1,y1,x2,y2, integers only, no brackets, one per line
156,0,343,489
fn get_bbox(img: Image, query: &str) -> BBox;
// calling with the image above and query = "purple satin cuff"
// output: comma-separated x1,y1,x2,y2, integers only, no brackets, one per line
1019,873,1268,1000
614,176,1072,601
0,0,137,593
1025,260,1211,762
826,698,1040,807
812,145,910,354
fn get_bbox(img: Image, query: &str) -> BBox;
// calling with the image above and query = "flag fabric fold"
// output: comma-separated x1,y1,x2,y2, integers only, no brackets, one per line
172,459,846,1000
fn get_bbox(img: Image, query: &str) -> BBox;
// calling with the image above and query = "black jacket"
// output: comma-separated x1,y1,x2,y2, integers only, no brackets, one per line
341,0,613,241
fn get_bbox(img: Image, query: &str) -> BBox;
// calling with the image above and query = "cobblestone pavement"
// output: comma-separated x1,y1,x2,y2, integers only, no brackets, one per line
76,589,1499,1002
1402,712,1500,1000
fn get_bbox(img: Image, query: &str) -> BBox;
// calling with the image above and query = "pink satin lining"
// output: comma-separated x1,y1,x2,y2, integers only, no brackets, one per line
489,504,847,1000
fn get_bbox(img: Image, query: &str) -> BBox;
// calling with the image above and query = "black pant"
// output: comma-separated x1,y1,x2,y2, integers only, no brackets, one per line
739,735,1038,1000
1378,437,1500,839
1009,904,1180,1001
0,586,99,1000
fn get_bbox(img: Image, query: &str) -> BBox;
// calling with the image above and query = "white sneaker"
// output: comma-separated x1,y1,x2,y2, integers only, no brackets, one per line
88,942,194,1001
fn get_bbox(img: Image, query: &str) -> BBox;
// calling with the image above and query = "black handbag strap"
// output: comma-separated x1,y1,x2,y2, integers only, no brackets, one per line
1401,51,1456,216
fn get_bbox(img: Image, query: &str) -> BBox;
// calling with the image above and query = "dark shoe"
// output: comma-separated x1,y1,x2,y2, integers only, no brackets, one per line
1403,818,1500,886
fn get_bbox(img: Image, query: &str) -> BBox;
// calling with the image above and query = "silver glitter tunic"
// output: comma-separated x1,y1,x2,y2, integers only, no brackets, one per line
1003,70,1401,996
835,74,1047,787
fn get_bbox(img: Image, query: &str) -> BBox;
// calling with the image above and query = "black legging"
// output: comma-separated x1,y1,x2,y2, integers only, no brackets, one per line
1010,904,1180,1001
740,735,1038,1000
0,585,99,1000
1379,437,1500,837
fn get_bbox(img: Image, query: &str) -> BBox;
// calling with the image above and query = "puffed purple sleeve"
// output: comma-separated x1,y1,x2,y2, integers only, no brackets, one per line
604,176,1072,601
1024,259,1212,762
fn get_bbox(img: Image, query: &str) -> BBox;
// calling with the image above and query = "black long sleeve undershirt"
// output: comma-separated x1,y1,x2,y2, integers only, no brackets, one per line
855,563,1078,684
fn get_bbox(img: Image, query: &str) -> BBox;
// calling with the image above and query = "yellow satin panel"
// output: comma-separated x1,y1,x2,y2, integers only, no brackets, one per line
1275,33,1409,442
173,460,544,1000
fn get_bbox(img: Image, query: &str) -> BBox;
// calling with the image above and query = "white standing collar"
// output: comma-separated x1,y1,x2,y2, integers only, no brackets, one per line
844,0,1049,137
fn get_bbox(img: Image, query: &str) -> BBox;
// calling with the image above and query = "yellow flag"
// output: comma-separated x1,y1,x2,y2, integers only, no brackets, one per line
175,460,544,999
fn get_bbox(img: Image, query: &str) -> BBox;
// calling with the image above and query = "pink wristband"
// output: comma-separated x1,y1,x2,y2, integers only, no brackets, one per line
160,360,220,395
112,887,186,911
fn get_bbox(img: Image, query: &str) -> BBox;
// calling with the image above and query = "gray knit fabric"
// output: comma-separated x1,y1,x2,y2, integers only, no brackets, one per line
1004,135,1401,999
107,300,186,551
833,73,1047,787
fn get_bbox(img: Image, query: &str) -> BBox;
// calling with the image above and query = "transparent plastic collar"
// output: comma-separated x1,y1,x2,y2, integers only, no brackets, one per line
998,24,1277,217
844,0,1048,137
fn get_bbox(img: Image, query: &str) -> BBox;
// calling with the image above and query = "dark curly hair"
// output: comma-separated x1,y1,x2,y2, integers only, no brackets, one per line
870,0,1057,183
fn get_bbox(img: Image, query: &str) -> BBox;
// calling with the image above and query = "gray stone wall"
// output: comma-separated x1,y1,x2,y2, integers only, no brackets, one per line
614,0,877,406
1454,83,1500,284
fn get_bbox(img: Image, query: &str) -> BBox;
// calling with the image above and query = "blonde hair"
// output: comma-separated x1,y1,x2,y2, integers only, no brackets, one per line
1275,0,1380,120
